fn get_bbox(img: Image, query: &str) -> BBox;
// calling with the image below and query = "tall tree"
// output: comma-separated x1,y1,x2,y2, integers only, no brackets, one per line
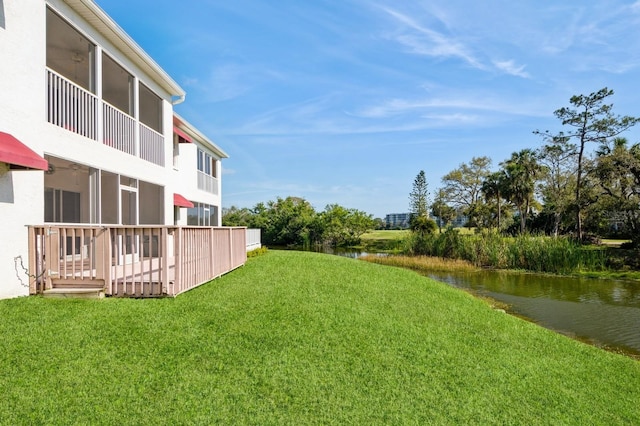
481,171,506,230
537,136,577,237
441,156,491,227
409,170,436,234
409,170,429,218
501,149,541,234
257,196,317,246
319,204,375,246
593,138,640,244
536,88,640,240
431,189,457,232
221,206,254,227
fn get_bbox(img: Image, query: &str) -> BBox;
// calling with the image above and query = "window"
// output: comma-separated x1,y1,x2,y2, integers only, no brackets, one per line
197,148,217,177
186,202,218,226
46,8,95,92
139,181,164,225
44,188,81,223
139,83,162,133
187,206,198,226
120,175,138,226
102,54,134,115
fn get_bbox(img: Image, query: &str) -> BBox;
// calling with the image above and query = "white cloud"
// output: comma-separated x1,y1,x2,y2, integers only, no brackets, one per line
421,113,480,126
354,94,544,119
492,60,530,78
380,7,484,69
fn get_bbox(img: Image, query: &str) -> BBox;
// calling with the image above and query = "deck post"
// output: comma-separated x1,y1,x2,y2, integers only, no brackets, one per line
162,227,169,296
95,228,105,285
209,227,215,279
228,228,233,269
45,226,60,291
172,227,180,296
96,227,112,295
104,228,113,296
27,226,37,294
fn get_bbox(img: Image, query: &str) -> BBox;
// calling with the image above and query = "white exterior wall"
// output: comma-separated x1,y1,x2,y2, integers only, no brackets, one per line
0,1,180,297
172,141,223,226
0,0,227,298
0,1,47,298
161,100,174,224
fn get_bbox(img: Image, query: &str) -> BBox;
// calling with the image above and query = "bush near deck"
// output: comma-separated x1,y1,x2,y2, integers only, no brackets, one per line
1,250,639,424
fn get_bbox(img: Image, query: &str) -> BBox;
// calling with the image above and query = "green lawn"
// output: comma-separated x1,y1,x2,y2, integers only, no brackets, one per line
361,227,474,241
361,229,409,240
1,250,639,424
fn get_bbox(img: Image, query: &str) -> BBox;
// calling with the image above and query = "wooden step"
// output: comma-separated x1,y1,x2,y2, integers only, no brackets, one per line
51,279,105,289
43,288,105,299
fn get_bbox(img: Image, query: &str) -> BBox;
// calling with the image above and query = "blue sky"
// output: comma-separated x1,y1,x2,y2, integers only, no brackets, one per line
97,0,640,218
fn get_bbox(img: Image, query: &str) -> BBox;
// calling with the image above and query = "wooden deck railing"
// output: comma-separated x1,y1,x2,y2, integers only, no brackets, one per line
28,225,247,297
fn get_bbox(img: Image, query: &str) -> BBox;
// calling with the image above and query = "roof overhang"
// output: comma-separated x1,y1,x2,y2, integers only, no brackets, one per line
173,126,192,143
173,114,229,159
62,0,185,99
173,193,194,208
0,132,48,171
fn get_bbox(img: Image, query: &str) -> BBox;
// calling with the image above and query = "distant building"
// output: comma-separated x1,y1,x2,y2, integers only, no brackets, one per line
385,213,411,229
433,214,468,228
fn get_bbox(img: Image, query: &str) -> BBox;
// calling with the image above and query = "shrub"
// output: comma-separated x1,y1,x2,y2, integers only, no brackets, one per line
247,246,269,258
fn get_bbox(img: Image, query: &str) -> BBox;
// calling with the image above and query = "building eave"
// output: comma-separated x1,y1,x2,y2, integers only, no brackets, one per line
62,0,185,99
173,113,229,159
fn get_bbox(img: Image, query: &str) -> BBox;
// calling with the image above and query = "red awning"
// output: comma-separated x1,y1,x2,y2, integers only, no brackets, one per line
173,126,192,143
0,132,48,171
173,193,194,208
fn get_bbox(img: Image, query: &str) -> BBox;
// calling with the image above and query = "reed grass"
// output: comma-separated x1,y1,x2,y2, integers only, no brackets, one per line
360,254,478,273
403,229,608,274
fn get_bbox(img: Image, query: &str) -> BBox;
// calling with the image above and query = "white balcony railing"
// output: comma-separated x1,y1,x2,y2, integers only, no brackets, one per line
103,102,136,156
246,228,261,252
46,68,165,166
47,69,99,141
197,171,219,195
139,122,165,167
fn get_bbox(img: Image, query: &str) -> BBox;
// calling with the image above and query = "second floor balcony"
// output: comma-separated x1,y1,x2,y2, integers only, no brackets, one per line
47,68,165,167
197,170,219,195
46,7,166,167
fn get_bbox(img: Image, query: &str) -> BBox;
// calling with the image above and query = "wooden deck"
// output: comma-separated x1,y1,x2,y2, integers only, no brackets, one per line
28,225,247,297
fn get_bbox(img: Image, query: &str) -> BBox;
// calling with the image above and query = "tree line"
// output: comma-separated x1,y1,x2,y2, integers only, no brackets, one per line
414,87,640,246
224,88,640,249
222,197,376,247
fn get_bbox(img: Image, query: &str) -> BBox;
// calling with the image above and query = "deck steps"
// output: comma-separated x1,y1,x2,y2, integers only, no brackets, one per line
43,288,105,299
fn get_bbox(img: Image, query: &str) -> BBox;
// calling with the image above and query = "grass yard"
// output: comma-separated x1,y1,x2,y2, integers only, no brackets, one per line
361,229,409,240
1,250,639,424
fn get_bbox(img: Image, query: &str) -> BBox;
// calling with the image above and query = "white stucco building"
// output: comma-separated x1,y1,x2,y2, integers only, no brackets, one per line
0,0,231,299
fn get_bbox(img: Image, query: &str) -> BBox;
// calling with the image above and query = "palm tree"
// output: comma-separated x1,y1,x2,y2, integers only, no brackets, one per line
501,149,541,234
481,171,505,230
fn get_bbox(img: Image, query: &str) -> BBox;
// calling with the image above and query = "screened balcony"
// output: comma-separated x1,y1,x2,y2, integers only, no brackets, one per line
46,7,165,167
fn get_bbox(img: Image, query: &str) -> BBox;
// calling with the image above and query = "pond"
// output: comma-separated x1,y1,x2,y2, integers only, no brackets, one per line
294,246,640,357
423,270,640,356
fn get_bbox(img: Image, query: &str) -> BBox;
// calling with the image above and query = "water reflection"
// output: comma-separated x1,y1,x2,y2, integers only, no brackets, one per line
427,270,640,355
